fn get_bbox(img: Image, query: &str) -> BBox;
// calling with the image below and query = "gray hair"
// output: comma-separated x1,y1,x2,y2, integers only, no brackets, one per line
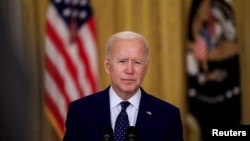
105,31,150,63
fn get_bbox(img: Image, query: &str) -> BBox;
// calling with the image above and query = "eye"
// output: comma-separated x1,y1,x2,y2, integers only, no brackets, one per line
118,60,126,63
134,61,142,64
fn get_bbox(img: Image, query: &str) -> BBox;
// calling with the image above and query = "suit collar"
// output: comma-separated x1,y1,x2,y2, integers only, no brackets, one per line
109,86,141,109
96,86,153,129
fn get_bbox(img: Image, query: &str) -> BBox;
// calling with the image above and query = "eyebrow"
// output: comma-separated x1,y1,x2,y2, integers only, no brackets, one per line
117,58,144,62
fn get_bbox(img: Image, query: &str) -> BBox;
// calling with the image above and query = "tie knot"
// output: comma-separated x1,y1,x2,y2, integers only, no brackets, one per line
120,101,130,110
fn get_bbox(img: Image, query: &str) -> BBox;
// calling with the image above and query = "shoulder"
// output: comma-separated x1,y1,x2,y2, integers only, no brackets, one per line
141,89,180,115
147,94,179,111
69,87,109,110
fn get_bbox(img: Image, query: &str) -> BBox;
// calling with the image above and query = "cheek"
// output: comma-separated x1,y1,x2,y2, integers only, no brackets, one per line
141,66,148,78
110,66,122,77
136,67,147,78
106,62,119,74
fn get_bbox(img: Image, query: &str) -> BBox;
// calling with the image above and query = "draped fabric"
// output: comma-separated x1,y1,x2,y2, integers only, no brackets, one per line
186,0,241,140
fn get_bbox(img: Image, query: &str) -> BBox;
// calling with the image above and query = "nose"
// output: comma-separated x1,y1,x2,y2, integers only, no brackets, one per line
125,61,134,74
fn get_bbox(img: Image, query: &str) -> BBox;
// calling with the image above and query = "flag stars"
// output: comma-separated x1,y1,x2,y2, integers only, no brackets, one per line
79,11,87,19
72,0,79,5
60,0,83,6
64,0,71,4
80,0,88,6
62,8,87,20
54,0,92,27
63,8,71,17
54,0,62,4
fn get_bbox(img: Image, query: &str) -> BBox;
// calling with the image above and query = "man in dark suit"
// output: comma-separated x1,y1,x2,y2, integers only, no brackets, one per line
63,31,184,141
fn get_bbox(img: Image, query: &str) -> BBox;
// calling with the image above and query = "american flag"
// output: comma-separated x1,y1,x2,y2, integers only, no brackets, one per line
44,0,98,139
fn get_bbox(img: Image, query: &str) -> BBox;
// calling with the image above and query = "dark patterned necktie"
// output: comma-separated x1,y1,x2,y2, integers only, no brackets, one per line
114,101,130,141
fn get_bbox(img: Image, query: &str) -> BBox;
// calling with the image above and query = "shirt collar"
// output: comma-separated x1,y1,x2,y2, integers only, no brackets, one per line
109,86,141,109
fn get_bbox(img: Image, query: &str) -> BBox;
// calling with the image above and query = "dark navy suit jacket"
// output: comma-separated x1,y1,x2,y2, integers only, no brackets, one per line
63,87,184,141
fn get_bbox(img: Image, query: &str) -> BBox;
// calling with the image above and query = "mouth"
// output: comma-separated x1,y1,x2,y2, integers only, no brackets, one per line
121,79,136,82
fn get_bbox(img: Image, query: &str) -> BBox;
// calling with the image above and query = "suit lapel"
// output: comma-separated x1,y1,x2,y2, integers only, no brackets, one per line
135,89,153,129
95,87,112,128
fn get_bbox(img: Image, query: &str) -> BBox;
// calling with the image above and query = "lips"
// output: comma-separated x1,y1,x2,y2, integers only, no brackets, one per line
121,79,136,82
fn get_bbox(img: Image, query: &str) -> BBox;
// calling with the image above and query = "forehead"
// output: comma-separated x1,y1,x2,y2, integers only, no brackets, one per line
111,39,146,52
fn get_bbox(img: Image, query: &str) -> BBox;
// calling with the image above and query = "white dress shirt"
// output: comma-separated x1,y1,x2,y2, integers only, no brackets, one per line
109,86,141,129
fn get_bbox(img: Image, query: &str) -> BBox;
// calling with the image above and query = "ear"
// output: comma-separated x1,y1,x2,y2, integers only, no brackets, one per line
104,57,110,75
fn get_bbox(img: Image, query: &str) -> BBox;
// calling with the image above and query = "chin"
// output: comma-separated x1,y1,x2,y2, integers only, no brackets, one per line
122,86,138,93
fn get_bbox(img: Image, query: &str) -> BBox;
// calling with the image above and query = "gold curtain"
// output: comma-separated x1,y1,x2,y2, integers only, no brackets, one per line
234,0,250,124
21,0,250,141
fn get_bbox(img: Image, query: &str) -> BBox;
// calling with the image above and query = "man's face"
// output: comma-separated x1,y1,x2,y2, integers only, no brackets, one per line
104,39,148,96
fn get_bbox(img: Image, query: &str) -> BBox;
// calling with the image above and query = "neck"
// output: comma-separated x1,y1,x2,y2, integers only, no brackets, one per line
112,86,139,100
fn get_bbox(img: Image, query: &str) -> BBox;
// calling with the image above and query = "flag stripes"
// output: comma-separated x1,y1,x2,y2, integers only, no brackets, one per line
44,0,98,139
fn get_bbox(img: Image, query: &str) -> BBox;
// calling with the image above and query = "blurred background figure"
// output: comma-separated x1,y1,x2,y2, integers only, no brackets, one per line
186,0,241,140
0,1,32,141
